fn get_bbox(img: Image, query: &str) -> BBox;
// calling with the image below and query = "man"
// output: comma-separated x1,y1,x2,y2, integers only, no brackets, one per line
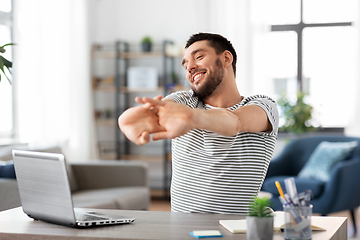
119,33,279,214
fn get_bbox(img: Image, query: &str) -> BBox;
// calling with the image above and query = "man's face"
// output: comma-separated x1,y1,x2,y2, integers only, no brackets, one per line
182,40,224,100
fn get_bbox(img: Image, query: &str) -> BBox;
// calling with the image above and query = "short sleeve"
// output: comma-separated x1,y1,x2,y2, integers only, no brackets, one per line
164,90,200,109
244,97,279,136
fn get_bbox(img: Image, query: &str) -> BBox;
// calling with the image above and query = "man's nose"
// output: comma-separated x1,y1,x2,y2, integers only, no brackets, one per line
187,60,197,73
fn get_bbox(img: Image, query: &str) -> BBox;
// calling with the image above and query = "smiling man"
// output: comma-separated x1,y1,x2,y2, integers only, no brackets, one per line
118,33,279,214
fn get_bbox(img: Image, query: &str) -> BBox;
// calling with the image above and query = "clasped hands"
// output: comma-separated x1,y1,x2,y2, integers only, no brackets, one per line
118,95,195,145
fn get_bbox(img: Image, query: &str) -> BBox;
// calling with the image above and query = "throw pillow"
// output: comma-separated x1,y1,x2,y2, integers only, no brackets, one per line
0,163,16,178
298,141,358,181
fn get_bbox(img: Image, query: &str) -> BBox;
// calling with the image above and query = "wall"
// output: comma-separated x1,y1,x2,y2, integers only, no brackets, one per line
88,0,211,45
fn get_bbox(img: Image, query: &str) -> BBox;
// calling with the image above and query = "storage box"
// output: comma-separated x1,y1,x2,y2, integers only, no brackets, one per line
127,67,158,90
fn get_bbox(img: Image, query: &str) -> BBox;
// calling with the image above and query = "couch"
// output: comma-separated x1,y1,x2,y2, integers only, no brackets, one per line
261,135,360,233
0,147,150,212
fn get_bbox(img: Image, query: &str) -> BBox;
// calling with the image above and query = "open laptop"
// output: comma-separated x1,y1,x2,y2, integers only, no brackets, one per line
12,149,135,228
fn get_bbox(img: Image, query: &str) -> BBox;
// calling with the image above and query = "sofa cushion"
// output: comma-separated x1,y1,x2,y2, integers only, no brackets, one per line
298,141,358,181
262,176,325,199
0,179,22,211
72,187,149,210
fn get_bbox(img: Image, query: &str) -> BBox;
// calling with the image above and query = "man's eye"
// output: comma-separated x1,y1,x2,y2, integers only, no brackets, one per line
196,55,203,60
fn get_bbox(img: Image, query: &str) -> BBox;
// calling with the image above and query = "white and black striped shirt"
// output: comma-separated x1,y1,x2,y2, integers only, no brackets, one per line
165,90,279,215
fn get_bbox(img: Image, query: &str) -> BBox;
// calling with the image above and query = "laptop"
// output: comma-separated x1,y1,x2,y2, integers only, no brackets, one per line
12,149,135,228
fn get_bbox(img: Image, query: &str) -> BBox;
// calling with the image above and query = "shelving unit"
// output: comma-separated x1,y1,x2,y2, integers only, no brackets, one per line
91,40,180,196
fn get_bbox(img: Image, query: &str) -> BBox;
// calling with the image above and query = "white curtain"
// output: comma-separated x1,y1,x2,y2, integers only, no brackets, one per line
208,0,271,97
13,0,96,161
346,1,360,137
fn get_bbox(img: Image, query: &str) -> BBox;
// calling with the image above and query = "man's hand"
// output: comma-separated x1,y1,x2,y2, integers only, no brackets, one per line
118,96,164,145
138,97,195,141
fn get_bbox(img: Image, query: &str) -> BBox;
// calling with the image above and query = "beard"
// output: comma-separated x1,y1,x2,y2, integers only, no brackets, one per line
192,58,224,101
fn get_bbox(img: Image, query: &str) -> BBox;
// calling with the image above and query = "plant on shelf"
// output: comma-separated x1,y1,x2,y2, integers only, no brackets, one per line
0,43,14,84
246,196,274,240
141,36,152,52
278,91,317,134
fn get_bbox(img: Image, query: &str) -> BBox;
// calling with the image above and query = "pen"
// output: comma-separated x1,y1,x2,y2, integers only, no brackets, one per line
284,178,299,205
276,181,302,223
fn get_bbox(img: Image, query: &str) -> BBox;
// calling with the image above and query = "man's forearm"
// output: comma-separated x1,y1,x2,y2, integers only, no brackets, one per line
193,108,241,136
192,105,271,136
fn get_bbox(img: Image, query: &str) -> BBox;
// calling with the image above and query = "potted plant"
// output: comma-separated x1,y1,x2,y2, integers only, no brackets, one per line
0,43,14,84
246,196,274,240
277,91,317,134
141,36,152,52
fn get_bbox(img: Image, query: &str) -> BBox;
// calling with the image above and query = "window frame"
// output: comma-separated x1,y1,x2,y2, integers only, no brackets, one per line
270,0,353,92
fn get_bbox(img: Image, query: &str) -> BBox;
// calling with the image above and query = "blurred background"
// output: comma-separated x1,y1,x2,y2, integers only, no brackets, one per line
1,0,359,160
1,0,360,237
1,0,360,208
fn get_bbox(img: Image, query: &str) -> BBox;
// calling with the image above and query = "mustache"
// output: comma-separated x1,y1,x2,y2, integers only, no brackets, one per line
191,69,207,81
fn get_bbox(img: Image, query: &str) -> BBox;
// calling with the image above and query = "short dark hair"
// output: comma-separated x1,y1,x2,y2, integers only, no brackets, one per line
185,32,237,76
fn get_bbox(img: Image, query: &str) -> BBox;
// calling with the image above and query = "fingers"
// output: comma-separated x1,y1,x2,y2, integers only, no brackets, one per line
135,95,163,104
137,131,150,145
154,95,163,100
135,96,165,112
135,96,144,104
152,131,170,141
142,97,165,106
137,96,164,106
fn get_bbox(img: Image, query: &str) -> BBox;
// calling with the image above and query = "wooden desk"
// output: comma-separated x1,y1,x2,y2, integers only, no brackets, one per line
0,207,347,240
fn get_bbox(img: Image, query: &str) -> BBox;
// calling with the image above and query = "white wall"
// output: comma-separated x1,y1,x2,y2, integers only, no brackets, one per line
88,0,211,45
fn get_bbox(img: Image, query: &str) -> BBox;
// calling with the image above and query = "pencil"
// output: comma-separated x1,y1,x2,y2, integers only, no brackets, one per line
275,181,286,199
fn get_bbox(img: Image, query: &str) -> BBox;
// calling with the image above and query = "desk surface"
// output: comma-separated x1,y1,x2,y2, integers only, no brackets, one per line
0,207,347,240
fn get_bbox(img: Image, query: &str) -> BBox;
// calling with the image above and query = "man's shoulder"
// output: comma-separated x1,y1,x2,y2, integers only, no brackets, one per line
166,89,194,98
242,95,277,105
165,90,199,108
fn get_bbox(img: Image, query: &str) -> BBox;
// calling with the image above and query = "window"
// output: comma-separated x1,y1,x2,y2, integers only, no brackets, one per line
266,0,356,128
0,0,13,137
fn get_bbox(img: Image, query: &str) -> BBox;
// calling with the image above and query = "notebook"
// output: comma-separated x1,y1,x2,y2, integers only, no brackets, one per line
12,149,135,228
219,211,325,233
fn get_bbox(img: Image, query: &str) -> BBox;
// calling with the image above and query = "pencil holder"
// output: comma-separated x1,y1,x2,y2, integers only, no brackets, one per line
283,204,312,240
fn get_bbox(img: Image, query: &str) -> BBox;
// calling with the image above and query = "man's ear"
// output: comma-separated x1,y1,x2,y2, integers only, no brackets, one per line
223,50,233,68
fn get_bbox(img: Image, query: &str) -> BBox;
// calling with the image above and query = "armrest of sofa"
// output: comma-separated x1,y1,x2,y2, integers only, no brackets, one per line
266,154,294,178
314,156,360,214
70,160,148,191
0,179,22,211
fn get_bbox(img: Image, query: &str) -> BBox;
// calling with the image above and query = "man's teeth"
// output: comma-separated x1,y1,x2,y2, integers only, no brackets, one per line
194,74,202,81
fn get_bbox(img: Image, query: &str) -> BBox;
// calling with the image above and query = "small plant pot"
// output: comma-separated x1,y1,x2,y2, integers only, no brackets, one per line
141,42,152,52
246,216,274,240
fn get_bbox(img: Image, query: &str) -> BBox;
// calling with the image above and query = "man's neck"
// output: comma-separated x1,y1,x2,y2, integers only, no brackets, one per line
202,84,242,108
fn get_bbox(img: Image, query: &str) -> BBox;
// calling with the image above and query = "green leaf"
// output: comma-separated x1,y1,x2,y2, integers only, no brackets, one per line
0,43,14,84
1,43,15,48
248,196,273,217
278,91,317,134
0,55,12,84
0,43,14,53
0,55,12,69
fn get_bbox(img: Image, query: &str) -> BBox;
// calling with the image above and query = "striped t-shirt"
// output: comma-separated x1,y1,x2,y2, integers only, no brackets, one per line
165,90,279,215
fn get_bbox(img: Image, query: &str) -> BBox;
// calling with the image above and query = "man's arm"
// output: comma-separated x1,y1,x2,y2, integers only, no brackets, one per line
194,105,272,136
118,96,164,145
140,97,273,141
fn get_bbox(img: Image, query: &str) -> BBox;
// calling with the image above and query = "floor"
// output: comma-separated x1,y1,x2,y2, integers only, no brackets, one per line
149,196,360,239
